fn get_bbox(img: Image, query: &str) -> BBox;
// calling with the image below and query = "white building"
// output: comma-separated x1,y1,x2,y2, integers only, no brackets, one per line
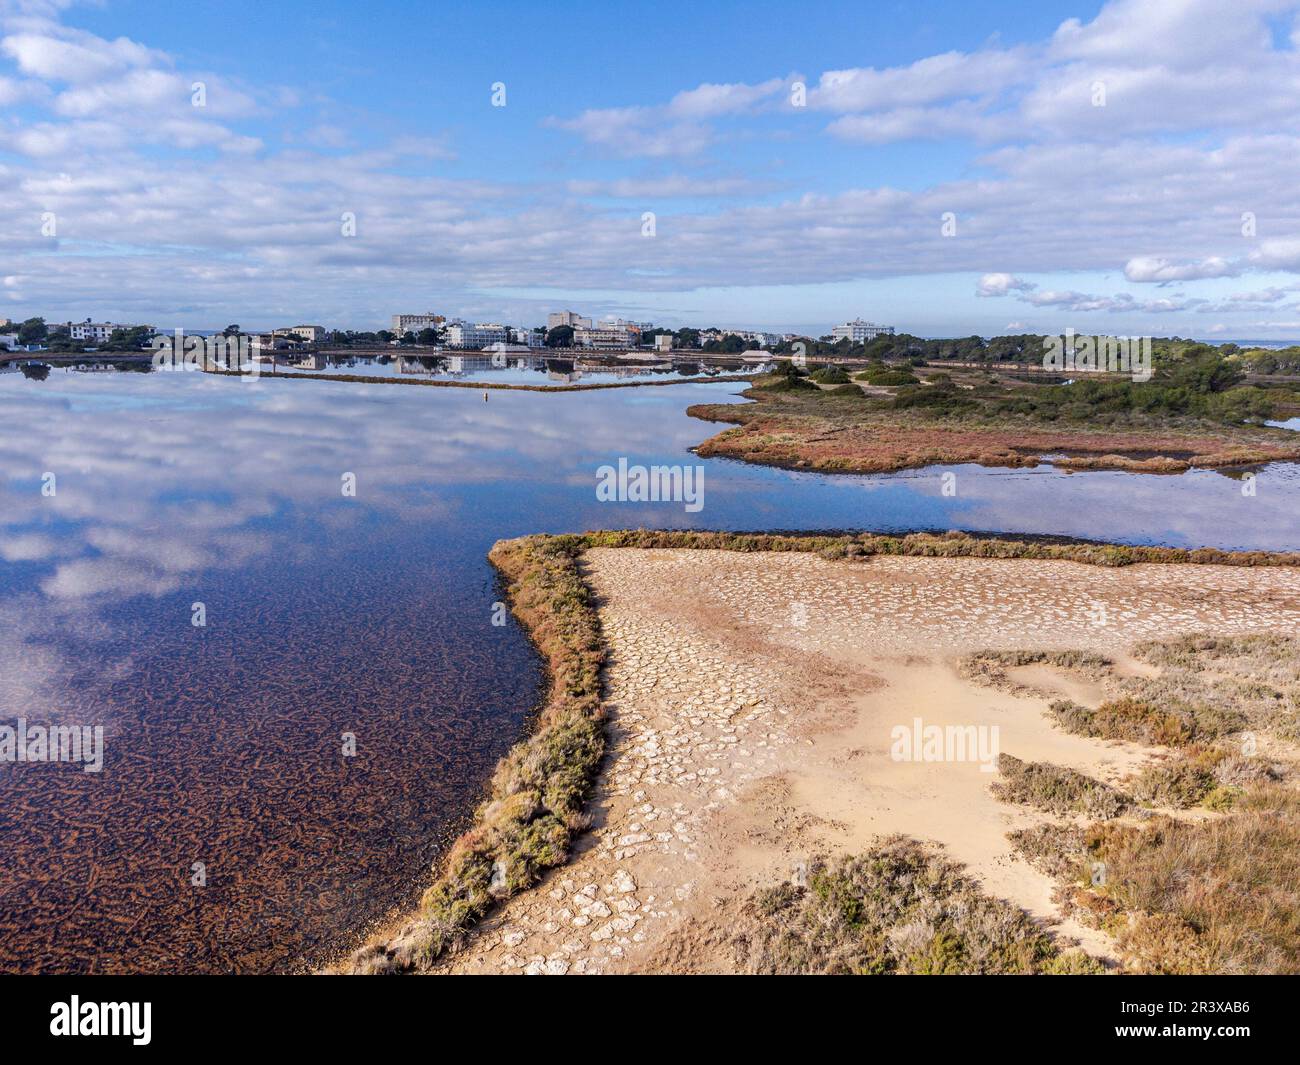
274,325,325,344
831,318,895,342
391,312,445,336
69,321,127,342
722,329,781,348
574,322,639,349
445,322,510,349
653,334,674,352
547,310,592,331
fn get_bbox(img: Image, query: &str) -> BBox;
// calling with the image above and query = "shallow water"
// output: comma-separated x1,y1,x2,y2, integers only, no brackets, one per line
265,351,761,386
1,367,1297,972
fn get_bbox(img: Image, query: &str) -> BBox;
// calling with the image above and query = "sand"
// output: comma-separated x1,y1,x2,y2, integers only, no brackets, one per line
437,550,1300,974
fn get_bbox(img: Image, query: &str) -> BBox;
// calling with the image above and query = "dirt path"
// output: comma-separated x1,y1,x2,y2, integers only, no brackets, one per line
437,551,1300,974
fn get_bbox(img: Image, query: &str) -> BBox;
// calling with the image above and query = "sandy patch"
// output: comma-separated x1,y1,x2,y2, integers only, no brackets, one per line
437,550,1300,974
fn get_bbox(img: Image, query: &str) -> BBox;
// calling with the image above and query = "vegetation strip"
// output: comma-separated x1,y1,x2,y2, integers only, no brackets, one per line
201,367,753,392
342,530,1299,973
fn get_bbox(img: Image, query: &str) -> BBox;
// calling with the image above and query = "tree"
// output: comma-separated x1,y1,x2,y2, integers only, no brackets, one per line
45,325,84,353
17,317,46,345
222,324,241,337
101,325,153,351
416,326,443,346
1162,352,1245,393
545,325,574,348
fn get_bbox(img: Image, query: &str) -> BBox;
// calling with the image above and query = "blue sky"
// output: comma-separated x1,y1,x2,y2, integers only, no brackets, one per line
3,0,1300,339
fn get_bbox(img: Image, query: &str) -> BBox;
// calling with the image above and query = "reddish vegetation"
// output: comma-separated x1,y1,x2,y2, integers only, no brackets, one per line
687,393,1300,474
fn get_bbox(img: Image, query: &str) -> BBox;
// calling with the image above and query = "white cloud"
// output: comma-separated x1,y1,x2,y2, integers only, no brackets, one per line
810,49,1030,112
1,26,165,83
546,105,714,158
1124,256,1240,282
667,78,784,118
977,273,1037,297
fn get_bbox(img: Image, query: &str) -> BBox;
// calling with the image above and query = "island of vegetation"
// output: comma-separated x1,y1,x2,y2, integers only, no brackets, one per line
687,340,1300,475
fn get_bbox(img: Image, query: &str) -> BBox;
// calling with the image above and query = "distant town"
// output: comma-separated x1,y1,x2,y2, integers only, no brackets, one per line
0,312,896,357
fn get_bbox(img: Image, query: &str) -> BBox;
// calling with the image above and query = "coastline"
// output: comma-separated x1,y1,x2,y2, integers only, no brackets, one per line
338,531,1300,974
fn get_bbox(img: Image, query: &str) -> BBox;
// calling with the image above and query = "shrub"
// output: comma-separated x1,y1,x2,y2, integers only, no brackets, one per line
732,837,1093,974
809,364,850,384
1130,746,1225,808
992,753,1130,819
758,373,819,392
1090,696,1195,746
858,369,920,386
1085,785,1300,973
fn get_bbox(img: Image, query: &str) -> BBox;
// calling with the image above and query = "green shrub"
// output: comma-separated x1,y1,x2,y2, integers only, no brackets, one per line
758,373,819,392
809,364,851,384
858,369,920,386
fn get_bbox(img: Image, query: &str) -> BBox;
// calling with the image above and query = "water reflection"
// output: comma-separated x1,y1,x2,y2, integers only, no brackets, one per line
1,369,1297,972
259,351,761,386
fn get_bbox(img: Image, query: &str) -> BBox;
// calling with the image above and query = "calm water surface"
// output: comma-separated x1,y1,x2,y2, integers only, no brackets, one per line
1,367,1297,972
267,351,763,386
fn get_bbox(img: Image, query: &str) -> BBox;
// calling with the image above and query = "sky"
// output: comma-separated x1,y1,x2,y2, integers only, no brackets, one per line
3,0,1300,339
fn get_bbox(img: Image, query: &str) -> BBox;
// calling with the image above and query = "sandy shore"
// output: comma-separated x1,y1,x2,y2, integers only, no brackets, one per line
437,549,1300,974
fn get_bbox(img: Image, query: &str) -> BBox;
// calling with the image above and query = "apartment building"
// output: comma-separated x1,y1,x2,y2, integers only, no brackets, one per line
68,321,142,342
831,318,896,342
275,325,325,344
574,321,641,349
391,312,445,336
547,310,592,331
444,322,509,349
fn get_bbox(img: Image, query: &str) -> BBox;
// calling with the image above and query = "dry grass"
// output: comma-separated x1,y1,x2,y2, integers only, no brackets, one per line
1062,787,1300,974
1048,696,1201,746
1042,634,1299,753
992,753,1131,820
1129,634,1300,742
577,528,1300,568
1004,632,1300,974
958,649,1112,696
732,837,1102,975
